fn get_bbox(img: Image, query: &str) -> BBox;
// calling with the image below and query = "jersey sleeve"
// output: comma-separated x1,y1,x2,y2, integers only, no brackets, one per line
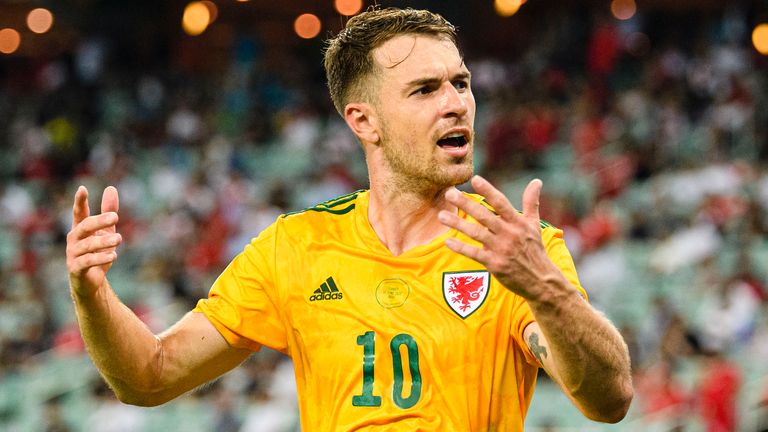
541,225,587,301
193,221,289,353
510,225,587,366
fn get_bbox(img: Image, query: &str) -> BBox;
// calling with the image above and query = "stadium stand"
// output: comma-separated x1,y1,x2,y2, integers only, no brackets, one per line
0,1,766,430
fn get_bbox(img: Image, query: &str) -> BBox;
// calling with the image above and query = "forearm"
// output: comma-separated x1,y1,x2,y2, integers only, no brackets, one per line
527,275,633,423
65,186,249,406
71,279,164,404
437,177,633,420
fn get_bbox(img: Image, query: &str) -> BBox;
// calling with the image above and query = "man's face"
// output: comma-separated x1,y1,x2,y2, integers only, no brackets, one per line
369,34,476,192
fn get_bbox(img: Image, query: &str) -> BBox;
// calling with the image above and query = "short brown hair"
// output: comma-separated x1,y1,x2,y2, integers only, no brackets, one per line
323,8,458,115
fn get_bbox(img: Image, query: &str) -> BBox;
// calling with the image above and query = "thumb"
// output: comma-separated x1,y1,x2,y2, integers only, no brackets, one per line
522,179,542,222
101,186,119,214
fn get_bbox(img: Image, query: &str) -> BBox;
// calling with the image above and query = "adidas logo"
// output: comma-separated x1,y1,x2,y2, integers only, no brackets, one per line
309,277,344,301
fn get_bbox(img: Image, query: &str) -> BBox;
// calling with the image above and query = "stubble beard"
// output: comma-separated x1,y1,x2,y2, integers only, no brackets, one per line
380,126,474,196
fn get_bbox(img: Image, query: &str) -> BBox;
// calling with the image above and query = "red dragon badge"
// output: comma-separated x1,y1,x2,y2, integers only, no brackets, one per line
442,271,490,318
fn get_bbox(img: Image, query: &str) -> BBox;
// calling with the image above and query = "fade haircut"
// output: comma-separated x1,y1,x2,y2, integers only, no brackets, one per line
323,7,458,115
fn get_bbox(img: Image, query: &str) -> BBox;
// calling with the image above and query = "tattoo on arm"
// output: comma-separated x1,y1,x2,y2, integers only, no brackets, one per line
528,332,548,364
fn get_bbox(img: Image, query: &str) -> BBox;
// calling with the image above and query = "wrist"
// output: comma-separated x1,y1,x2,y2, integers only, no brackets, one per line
70,278,110,306
526,273,580,308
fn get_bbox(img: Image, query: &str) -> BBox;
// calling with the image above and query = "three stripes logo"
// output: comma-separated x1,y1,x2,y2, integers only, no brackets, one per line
309,277,343,302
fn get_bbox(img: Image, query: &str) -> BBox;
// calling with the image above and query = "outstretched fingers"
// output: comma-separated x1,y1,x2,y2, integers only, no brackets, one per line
442,188,501,233
469,176,516,219
444,237,489,264
440,176,546,265
471,175,544,225
440,177,551,298
439,210,489,247
521,178,543,223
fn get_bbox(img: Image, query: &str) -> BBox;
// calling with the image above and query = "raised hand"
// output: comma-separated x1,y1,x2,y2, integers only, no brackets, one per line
438,175,557,300
66,186,122,298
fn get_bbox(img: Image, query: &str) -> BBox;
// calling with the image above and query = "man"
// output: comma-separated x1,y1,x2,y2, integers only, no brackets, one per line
66,7,632,431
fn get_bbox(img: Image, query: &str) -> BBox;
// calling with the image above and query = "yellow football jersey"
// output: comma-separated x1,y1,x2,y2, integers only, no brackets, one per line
194,189,586,431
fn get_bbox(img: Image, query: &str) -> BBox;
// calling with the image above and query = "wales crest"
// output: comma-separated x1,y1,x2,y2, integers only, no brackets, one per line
442,271,490,319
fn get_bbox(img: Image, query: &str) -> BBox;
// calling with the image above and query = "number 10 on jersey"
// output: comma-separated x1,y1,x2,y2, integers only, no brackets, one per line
352,331,422,409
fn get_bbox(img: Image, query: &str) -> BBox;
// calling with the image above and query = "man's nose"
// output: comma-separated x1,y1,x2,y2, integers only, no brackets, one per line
439,83,469,118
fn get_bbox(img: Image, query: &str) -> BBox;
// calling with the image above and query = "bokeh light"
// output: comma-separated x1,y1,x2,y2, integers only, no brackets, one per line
611,0,637,21
294,13,322,39
753,23,768,55
335,0,363,16
27,8,54,34
494,0,523,18
182,1,211,36
201,1,218,24
0,28,21,54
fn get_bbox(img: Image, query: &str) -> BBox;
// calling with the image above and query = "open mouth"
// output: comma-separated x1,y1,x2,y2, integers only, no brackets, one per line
437,133,468,148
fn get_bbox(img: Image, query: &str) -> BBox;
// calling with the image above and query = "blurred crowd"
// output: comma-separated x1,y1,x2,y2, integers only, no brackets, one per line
1,3,768,431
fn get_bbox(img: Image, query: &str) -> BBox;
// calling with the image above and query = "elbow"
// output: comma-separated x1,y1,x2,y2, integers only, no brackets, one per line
113,388,173,407
106,379,171,407
115,395,157,407
587,402,631,424
106,340,172,407
584,381,634,424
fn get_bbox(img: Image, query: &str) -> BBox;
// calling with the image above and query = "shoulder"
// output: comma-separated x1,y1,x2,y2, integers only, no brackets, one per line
240,190,366,257
274,189,366,236
281,189,364,220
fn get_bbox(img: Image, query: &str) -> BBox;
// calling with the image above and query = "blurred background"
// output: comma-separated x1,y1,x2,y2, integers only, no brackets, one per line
1,0,767,430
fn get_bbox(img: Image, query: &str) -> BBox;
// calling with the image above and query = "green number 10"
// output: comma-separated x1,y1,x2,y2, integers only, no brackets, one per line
352,331,422,409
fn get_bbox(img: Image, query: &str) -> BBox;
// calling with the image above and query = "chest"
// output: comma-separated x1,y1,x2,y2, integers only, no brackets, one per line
277,244,516,363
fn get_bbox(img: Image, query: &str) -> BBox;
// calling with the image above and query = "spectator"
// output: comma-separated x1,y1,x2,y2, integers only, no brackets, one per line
696,350,742,432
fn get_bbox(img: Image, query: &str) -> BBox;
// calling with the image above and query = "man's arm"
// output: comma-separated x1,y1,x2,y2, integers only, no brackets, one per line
67,186,251,406
523,311,631,423
438,176,633,423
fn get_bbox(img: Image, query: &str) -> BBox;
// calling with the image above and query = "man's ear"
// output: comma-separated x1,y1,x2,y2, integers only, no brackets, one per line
344,102,380,145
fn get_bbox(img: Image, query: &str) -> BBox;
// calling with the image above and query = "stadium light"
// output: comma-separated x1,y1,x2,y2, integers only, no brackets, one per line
335,0,363,16
611,0,637,21
201,1,218,24
753,23,768,55
0,28,21,54
27,8,54,34
294,13,321,39
182,1,211,36
494,0,523,17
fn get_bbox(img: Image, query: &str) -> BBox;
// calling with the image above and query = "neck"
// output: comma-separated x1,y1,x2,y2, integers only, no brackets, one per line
367,175,456,256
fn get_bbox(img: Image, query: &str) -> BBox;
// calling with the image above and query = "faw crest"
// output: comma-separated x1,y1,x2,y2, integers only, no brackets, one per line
442,271,490,318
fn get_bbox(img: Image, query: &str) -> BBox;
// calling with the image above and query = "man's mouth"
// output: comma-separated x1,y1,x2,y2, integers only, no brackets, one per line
437,133,469,148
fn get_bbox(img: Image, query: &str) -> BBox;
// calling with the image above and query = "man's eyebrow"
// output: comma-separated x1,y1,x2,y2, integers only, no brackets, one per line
405,71,472,88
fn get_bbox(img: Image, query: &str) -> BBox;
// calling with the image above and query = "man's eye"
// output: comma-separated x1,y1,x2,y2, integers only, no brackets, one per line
454,81,469,90
415,87,433,95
